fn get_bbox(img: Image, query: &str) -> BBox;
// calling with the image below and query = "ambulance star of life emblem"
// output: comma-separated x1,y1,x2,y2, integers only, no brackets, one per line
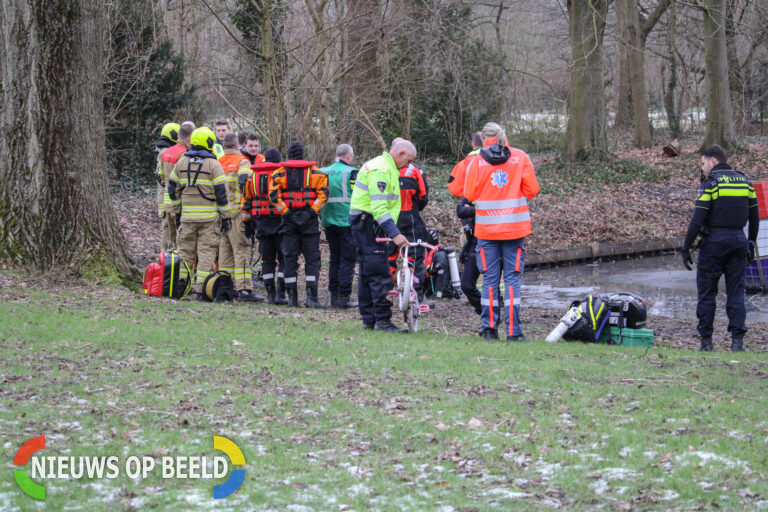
491,169,508,188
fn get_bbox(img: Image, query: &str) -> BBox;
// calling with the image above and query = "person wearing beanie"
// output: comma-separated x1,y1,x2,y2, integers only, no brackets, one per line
268,142,329,308
241,147,289,304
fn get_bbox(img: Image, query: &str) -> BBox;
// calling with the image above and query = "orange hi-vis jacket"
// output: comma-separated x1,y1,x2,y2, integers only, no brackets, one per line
219,150,253,216
268,160,329,215
462,140,540,240
241,162,283,219
448,148,480,197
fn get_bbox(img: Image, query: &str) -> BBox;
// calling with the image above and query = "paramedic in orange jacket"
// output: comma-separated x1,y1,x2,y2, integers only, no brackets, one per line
447,131,483,198
463,123,540,342
268,141,329,308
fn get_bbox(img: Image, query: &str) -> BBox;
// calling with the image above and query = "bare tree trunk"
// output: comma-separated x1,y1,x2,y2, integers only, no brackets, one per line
563,0,608,161
663,2,682,139
724,2,745,133
701,0,738,150
0,0,139,283
616,0,652,147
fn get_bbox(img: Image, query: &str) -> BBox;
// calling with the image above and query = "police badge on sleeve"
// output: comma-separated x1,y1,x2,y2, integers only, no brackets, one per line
377,182,387,192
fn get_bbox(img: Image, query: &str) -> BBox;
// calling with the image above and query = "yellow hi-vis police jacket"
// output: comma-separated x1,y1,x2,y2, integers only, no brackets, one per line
349,152,402,238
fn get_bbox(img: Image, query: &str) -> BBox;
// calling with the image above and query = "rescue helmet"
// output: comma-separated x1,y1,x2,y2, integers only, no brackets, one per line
161,122,180,143
190,126,216,152
426,228,439,246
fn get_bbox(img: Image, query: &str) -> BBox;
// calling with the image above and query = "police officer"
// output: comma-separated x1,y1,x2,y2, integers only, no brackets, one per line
269,142,329,308
681,145,759,352
168,126,231,300
321,144,359,309
349,139,416,333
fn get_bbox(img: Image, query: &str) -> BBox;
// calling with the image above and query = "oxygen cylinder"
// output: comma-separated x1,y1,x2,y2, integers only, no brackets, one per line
446,247,461,291
545,307,582,343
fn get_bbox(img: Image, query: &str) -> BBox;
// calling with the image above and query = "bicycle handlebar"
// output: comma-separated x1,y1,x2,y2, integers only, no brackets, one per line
375,237,438,251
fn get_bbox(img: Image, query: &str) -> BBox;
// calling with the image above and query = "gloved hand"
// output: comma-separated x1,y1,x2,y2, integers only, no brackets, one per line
681,249,693,271
244,220,255,240
220,217,232,235
748,240,757,262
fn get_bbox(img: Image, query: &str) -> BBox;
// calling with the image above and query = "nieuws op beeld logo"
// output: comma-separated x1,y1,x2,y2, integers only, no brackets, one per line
13,435,245,500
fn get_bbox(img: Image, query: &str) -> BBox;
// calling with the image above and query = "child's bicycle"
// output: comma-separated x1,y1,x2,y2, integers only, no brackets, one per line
376,237,437,332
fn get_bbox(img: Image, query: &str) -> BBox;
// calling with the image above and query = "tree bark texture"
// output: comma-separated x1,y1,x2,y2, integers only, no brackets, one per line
616,0,652,147
0,0,139,282
663,2,681,139
563,0,608,161
701,0,738,150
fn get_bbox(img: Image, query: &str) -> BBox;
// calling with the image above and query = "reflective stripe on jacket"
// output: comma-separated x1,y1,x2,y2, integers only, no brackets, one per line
219,150,253,215
349,152,401,238
242,162,283,218
463,145,539,240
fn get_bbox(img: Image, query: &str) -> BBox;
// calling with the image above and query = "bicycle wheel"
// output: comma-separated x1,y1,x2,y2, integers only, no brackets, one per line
406,288,419,332
398,266,411,312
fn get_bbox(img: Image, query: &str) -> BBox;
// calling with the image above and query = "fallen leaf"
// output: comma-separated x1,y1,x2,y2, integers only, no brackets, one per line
434,423,450,431
467,417,483,429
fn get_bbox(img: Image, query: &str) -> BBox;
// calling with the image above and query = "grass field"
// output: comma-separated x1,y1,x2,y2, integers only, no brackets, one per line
2,287,768,511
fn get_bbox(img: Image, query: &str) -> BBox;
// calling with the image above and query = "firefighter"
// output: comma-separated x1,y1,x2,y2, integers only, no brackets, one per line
269,142,329,308
168,126,231,300
321,144,359,308
681,145,759,352
218,133,263,301
240,134,265,165
463,122,540,341
242,147,288,304
153,122,179,250
388,159,433,307
349,139,415,333
157,121,195,251
448,131,482,198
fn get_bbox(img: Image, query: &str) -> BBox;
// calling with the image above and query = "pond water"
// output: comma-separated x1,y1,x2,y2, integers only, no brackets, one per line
522,254,768,323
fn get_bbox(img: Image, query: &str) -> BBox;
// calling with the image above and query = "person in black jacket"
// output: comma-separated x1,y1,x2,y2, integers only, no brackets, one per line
681,145,759,352
457,198,482,315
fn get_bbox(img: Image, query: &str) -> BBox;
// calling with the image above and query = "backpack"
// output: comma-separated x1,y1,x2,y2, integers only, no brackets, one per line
605,293,647,329
563,293,610,342
143,252,192,300
202,270,236,302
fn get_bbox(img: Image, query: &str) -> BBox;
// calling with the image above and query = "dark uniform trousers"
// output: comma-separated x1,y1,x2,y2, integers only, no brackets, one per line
696,230,749,339
256,216,284,284
325,225,356,297
351,215,392,325
280,209,321,290
460,238,482,315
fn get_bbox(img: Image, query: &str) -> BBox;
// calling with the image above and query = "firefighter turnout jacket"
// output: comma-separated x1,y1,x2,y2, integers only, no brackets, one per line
168,150,231,222
349,152,402,238
463,140,539,240
268,160,329,215
158,142,188,214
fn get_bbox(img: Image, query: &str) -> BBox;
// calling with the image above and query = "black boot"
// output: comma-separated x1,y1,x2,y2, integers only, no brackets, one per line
330,292,339,308
374,319,408,333
287,288,299,307
338,295,358,308
305,284,326,309
237,289,265,302
731,337,744,352
699,336,713,352
264,281,276,304
275,278,288,305
480,328,499,341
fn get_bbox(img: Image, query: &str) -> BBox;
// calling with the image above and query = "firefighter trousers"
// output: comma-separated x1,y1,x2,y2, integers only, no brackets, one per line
219,215,252,291
177,220,221,293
